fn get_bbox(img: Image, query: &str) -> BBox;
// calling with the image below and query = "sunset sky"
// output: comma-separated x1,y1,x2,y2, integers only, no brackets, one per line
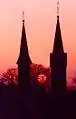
0,0,76,80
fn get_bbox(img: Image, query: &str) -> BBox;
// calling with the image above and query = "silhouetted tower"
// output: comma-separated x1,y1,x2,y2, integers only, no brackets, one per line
50,2,67,93
17,12,32,88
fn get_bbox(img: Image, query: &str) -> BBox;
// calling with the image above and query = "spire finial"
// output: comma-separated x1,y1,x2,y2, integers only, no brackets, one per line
57,1,59,19
22,11,25,23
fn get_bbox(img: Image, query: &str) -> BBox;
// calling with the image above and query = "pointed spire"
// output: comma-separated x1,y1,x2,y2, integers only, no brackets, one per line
17,11,32,65
53,2,64,54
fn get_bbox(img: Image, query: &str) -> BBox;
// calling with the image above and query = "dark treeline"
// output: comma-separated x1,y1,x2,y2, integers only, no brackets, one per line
0,83,76,119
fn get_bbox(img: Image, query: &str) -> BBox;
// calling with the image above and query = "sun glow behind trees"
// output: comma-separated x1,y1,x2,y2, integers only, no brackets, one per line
0,63,51,87
38,74,46,84
0,63,76,90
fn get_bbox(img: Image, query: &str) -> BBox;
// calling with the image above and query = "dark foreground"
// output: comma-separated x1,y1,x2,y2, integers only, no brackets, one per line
0,84,76,119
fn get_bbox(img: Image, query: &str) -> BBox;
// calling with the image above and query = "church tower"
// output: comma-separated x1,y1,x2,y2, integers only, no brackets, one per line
17,12,32,88
50,2,67,93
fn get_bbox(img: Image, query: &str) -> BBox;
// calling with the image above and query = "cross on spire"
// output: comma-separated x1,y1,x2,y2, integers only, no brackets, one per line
22,11,25,23
57,1,59,18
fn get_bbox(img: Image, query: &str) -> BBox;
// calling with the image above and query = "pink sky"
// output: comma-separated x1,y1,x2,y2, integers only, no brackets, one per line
0,0,76,80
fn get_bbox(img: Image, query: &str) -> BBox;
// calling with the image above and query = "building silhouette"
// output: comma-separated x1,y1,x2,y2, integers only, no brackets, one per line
50,13,67,93
16,7,67,94
17,13,32,88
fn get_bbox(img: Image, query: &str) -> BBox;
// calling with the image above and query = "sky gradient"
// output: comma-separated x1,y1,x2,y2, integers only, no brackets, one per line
0,0,76,81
